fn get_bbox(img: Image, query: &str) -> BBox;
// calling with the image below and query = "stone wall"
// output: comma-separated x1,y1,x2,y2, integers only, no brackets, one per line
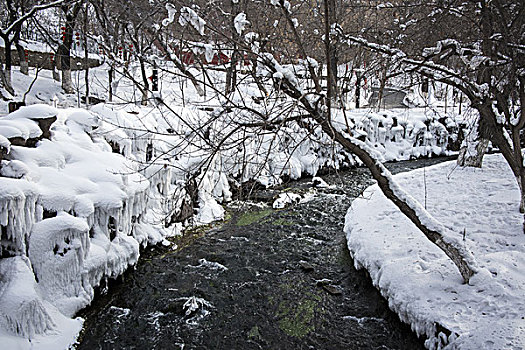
0,47,101,71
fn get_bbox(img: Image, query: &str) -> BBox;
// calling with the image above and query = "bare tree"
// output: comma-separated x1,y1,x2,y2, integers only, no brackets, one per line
110,0,480,282
343,0,525,224
0,0,64,95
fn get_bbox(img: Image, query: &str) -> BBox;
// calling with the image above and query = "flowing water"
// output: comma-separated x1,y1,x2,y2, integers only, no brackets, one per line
77,158,453,349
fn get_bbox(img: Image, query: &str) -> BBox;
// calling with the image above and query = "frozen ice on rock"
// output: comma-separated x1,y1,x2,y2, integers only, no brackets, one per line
0,256,55,338
0,105,182,348
273,192,301,209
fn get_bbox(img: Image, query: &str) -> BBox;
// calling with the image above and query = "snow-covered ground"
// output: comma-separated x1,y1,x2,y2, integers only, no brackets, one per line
345,154,525,349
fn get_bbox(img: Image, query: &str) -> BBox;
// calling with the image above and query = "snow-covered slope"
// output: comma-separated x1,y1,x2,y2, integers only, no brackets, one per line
345,154,525,349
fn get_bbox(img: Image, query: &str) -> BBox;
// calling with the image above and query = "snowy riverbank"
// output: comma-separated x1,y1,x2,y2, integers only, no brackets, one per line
345,154,525,349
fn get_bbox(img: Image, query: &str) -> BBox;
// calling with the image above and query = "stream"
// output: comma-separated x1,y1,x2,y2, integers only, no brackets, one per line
77,157,453,349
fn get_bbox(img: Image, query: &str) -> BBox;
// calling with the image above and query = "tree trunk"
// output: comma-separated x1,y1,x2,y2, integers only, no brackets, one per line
108,66,113,102
83,7,89,107
1,38,15,95
326,0,338,103
139,57,149,106
355,74,361,108
226,45,238,95
52,61,60,82
321,121,477,283
0,67,14,96
274,71,478,283
61,69,74,94
376,65,387,111
457,114,491,167
457,138,490,167
59,3,82,94
16,42,29,76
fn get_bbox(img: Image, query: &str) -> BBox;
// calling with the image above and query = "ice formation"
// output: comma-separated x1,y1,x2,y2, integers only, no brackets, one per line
0,105,182,347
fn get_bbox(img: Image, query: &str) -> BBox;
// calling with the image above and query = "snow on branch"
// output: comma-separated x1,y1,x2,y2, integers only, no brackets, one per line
1,0,66,36
179,7,206,36
342,35,487,100
162,3,177,27
234,13,250,35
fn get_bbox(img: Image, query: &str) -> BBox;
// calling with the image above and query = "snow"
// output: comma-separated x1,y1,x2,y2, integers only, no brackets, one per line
273,192,301,209
179,7,206,36
345,154,525,349
234,13,250,35
162,3,177,27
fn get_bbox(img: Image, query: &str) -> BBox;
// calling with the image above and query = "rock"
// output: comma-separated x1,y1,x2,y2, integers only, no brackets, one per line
81,96,105,105
8,101,26,113
299,260,314,272
315,278,332,287
34,115,57,140
312,177,329,188
322,284,342,295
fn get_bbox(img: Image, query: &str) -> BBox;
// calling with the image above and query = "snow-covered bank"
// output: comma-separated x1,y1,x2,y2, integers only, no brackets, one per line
344,154,525,349
0,104,181,349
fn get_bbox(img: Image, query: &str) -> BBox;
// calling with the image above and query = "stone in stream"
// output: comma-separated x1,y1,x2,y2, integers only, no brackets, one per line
321,284,343,296
315,278,332,286
299,260,314,272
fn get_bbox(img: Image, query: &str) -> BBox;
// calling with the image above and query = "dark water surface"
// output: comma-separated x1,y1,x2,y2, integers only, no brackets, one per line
77,158,453,349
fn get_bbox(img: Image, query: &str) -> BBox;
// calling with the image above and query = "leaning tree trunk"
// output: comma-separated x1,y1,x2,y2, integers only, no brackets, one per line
320,119,477,283
273,68,478,283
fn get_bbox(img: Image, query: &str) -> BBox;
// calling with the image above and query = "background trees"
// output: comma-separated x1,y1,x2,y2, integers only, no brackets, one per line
0,0,65,96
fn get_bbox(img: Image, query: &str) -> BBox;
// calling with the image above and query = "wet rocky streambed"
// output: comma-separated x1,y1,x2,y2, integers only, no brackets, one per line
77,158,453,349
